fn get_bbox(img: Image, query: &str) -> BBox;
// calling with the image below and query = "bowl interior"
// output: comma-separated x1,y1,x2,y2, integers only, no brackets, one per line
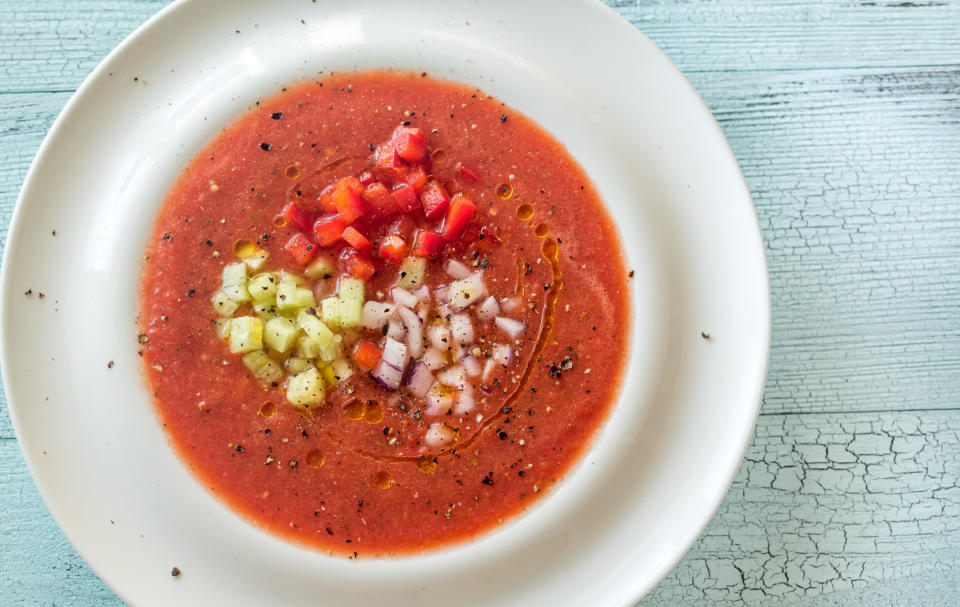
1,1,769,605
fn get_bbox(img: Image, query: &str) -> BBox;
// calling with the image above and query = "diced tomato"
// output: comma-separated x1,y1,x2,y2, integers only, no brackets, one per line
455,162,481,183
404,166,428,191
331,184,367,224
284,233,317,265
341,226,373,253
362,182,400,218
313,214,346,247
474,225,502,252
282,202,315,233
352,340,382,370
379,234,407,264
357,170,375,186
387,214,417,239
391,126,427,163
374,143,401,171
419,180,450,220
339,175,366,196
341,248,377,281
441,194,476,241
391,182,420,213
411,230,445,258
318,184,337,214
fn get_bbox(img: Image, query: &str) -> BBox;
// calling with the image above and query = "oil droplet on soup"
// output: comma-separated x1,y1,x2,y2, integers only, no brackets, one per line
495,183,514,199
306,449,326,469
343,399,365,421
374,470,394,489
363,401,384,424
259,401,277,418
233,238,256,257
534,222,550,238
515,203,534,221
417,459,438,475
284,164,302,180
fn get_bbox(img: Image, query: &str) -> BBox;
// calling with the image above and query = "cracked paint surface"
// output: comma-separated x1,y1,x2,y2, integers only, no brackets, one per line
641,413,960,604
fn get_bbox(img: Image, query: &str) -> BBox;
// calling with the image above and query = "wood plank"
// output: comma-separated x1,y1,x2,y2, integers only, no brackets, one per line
686,66,960,415
3,411,958,605
641,411,960,604
3,67,958,419
2,0,960,94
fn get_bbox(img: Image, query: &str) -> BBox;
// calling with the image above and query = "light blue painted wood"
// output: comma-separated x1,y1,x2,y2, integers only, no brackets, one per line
1,1,959,605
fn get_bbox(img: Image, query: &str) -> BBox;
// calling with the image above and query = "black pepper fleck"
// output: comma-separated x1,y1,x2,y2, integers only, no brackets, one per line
271,112,283,120
260,142,273,151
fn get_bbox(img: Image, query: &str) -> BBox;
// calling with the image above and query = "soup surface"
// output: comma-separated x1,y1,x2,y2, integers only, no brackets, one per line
139,70,629,556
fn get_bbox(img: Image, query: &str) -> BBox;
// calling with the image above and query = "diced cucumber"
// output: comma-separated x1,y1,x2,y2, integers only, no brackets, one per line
276,282,315,312
296,310,334,346
253,301,279,320
284,357,314,375
329,357,355,383
397,257,426,290
214,318,232,340
222,282,251,303
303,254,337,280
211,290,239,317
285,367,326,407
319,364,338,387
222,262,247,287
338,277,364,304
337,278,364,328
296,334,322,359
321,296,343,329
241,350,283,383
243,249,269,272
317,335,342,363
228,316,263,353
247,272,278,302
264,316,299,353
278,270,305,286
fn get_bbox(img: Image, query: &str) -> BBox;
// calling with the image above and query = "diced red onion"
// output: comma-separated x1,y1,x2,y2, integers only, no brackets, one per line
479,383,494,395
422,348,448,371
424,423,456,449
462,355,482,377
494,316,526,338
426,384,454,416
453,344,468,362
397,305,424,358
372,360,403,391
413,284,430,303
416,303,430,325
404,362,434,397
447,271,487,311
444,259,472,280
427,323,451,351
381,336,408,371
453,385,476,415
434,284,449,305
482,359,497,383
391,287,419,309
313,279,331,302
493,344,514,367
500,296,523,314
476,296,501,323
360,301,395,330
449,314,474,346
385,319,406,341
437,365,467,390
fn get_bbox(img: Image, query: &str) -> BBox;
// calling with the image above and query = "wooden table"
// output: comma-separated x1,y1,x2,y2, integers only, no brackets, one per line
1,1,958,604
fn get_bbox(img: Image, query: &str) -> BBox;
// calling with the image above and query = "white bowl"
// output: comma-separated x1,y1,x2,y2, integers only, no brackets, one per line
0,1,769,605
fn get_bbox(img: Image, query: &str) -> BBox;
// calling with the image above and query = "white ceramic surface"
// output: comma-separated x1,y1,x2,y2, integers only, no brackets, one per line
0,1,770,605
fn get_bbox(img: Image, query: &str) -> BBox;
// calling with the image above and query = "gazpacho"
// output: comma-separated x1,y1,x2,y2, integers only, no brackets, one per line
138,70,630,556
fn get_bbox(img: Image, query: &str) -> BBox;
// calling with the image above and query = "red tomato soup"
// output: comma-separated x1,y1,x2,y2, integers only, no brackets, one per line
139,70,629,556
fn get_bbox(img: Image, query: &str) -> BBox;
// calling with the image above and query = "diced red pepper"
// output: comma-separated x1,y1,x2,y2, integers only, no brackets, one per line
282,202,316,234
379,234,407,264
341,248,377,281
341,226,373,253
284,233,317,266
331,184,367,224
313,214,346,247
339,175,366,196
455,162,481,183
391,182,419,213
357,170,375,186
404,166,428,191
387,214,417,239
374,143,401,171
391,126,427,163
419,180,450,220
352,340,382,370
441,193,477,241
362,182,400,218
411,230,445,258
318,184,337,214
